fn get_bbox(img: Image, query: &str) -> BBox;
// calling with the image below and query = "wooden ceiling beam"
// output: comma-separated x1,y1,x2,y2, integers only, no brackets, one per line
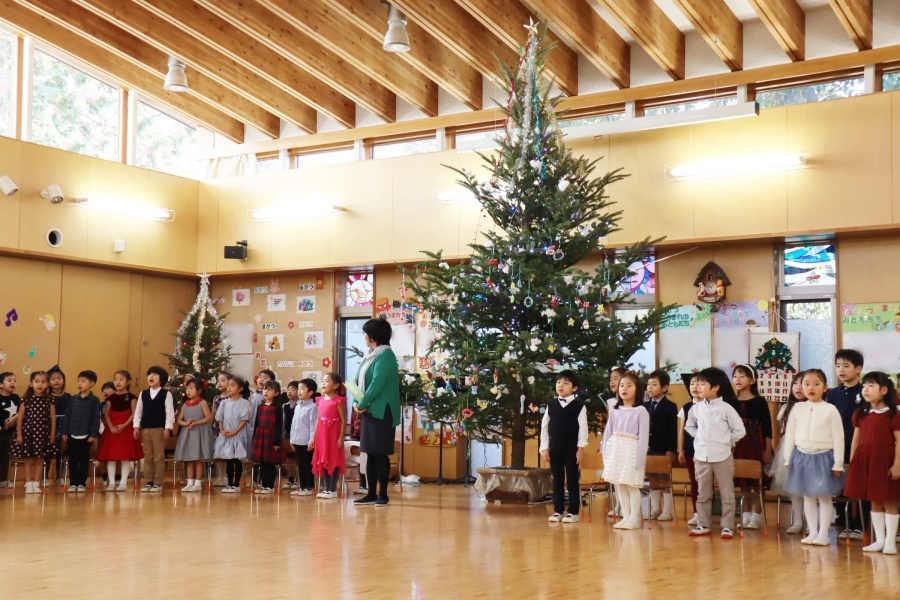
324,0,482,110
16,0,279,138
69,0,317,133
828,0,872,51
747,0,806,61
388,0,521,89
453,0,578,95
195,0,395,123
671,0,743,71
130,0,356,129
258,0,438,117
597,0,685,80
1,0,244,142
522,0,630,89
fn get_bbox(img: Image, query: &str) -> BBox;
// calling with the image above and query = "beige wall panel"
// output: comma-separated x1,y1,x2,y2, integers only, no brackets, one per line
457,152,499,252
197,182,220,273
606,127,695,245
712,243,776,302
127,274,144,381
894,92,900,222
84,160,148,266
391,150,462,262
0,256,62,378
787,94,892,231
657,247,715,307
838,236,900,303
58,264,130,382
0,136,22,249
18,143,90,258
694,109,789,238
326,160,393,266
140,275,197,379
215,173,274,272
144,170,199,273
269,169,332,270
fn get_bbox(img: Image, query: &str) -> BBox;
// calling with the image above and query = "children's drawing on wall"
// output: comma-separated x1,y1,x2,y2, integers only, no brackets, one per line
232,288,251,307
304,331,324,349
296,296,316,314
267,294,286,312
302,371,322,383
265,334,284,352
750,332,800,403
841,302,900,374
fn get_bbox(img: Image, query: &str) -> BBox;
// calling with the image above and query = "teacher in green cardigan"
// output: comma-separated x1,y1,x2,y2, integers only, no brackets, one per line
352,318,400,507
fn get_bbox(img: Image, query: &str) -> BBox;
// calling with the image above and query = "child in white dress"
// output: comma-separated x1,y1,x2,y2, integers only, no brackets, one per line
213,376,252,493
601,371,649,530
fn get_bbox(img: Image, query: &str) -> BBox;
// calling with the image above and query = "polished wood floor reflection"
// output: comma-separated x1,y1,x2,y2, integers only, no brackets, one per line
1,483,896,599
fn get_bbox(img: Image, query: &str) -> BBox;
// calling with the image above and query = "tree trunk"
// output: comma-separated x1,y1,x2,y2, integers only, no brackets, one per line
509,409,527,469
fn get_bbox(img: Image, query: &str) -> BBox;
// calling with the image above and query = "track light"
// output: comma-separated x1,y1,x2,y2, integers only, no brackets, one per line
164,56,188,92
0,175,18,196
41,184,64,204
383,3,410,53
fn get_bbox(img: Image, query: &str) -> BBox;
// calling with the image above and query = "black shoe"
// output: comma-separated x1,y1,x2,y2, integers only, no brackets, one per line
375,497,389,507
354,495,378,506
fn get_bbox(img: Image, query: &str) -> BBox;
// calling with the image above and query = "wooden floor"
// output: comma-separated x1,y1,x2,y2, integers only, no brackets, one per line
0,482,896,599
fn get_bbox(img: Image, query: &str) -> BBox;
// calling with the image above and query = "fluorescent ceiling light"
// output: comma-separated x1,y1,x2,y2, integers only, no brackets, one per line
72,195,175,221
434,189,477,205
666,153,808,181
249,201,347,222
564,101,759,139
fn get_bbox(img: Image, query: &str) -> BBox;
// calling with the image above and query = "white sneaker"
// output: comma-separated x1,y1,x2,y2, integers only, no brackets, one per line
282,482,293,489
141,483,153,493
744,514,761,530
296,489,313,496
688,514,699,526
548,512,562,523
657,513,673,522
562,514,579,524
317,491,337,499
77,485,86,492
116,483,128,492
106,483,115,492
33,483,43,494
67,485,78,493
849,529,865,540
181,483,192,492
838,528,852,539
191,481,203,492
353,487,368,495
24,482,34,494
291,483,300,490
290,489,301,496
786,524,803,534
259,487,274,495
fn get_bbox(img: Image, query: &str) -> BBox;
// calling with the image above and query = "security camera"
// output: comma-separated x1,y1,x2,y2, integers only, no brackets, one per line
41,184,64,204
0,176,18,197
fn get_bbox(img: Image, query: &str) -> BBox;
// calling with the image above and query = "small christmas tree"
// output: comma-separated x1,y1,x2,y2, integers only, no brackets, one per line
402,25,671,469
166,274,231,398
754,338,796,373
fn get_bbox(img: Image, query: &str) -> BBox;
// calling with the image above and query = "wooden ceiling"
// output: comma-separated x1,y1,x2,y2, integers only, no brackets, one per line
0,0,881,143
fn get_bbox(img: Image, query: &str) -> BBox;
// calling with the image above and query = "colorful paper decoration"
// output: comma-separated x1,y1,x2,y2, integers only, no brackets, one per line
28,346,37,358
264,335,283,352
296,296,316,314
5,309,17,327
304,331,324,349
267,294,287,312
38,314,56,331
322,357,332,368
232,289,251,306
269,278,281,293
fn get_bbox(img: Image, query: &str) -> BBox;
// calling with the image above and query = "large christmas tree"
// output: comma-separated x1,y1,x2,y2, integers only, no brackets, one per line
166,274,230,397
402,25,671,470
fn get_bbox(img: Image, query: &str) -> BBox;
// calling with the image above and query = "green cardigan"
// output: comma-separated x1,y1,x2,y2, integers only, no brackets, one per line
354,348,401,427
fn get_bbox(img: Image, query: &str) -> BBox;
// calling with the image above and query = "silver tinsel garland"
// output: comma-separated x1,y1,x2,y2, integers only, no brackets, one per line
175,274,224,373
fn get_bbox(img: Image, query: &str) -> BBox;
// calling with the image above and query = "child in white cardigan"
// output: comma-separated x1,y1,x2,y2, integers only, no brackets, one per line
783,368,846,546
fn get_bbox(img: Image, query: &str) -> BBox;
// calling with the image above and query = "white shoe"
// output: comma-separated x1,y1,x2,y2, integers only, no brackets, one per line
741,512,752,529
562,514,579,524
744,514,761,530
786,524,803,534
657,513,673,522
259,487,274,495
32,483,43,494
24,482,34,494
141,483,153,493
688,514,699,526
291,483,300,490
67,485,78,493
353,487,368,495
77,485,86,492
864,540,885,552
192,481,204,492
181,483,192,492
617,519,640,530
116,483,128,492
317,491,337,499
297,489,313,496
548,512,562,523
106,483,115,492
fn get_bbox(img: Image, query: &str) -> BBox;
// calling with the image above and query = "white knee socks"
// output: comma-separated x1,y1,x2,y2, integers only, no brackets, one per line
107,461,116,486
661,492,674,517
120,461,132,484
816,496,832,544
650,490,661,515
884,514,899,555
865,512,886,552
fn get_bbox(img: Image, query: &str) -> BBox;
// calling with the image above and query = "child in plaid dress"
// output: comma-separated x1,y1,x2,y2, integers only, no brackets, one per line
250,380,285,494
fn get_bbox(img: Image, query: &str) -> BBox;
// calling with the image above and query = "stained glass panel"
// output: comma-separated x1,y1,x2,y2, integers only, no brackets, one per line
345,273,374,307
783,245,836,287
617,257,656,295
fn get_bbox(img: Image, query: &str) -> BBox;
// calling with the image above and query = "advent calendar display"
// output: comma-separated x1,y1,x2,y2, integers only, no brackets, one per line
750,332,800,403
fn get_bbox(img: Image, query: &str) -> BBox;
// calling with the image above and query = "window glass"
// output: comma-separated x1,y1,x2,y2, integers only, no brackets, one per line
0,31,13,137
783,245,836,287
31,49,119,160
884,72,900,92
371,137,437,160
256,157,281,173
294,148,356,169
559,113,623,128
644,96,736,116
757,78,865,109
135,100,197,178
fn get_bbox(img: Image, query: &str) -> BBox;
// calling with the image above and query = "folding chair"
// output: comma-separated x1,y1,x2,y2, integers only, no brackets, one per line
579,451,609,523
10,459,48,492
643,455,679,529
249,462,283,495
733,459,768,536
833,496,868,545
671,466,692,519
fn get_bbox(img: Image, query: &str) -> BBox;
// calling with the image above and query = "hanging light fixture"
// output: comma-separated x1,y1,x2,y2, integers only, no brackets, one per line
383,3,410,53
164,56,188,92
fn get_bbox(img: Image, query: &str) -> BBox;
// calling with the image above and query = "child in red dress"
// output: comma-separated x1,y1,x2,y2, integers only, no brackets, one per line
312,373,347,499
96,370,143,491
845,371,900,555
250,380,285,494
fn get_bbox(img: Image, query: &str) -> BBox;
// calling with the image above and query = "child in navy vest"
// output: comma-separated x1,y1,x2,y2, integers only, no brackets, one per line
540,370,588,524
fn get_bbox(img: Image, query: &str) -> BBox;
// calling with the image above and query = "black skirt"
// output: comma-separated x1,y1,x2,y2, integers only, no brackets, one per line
360,404,395,456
